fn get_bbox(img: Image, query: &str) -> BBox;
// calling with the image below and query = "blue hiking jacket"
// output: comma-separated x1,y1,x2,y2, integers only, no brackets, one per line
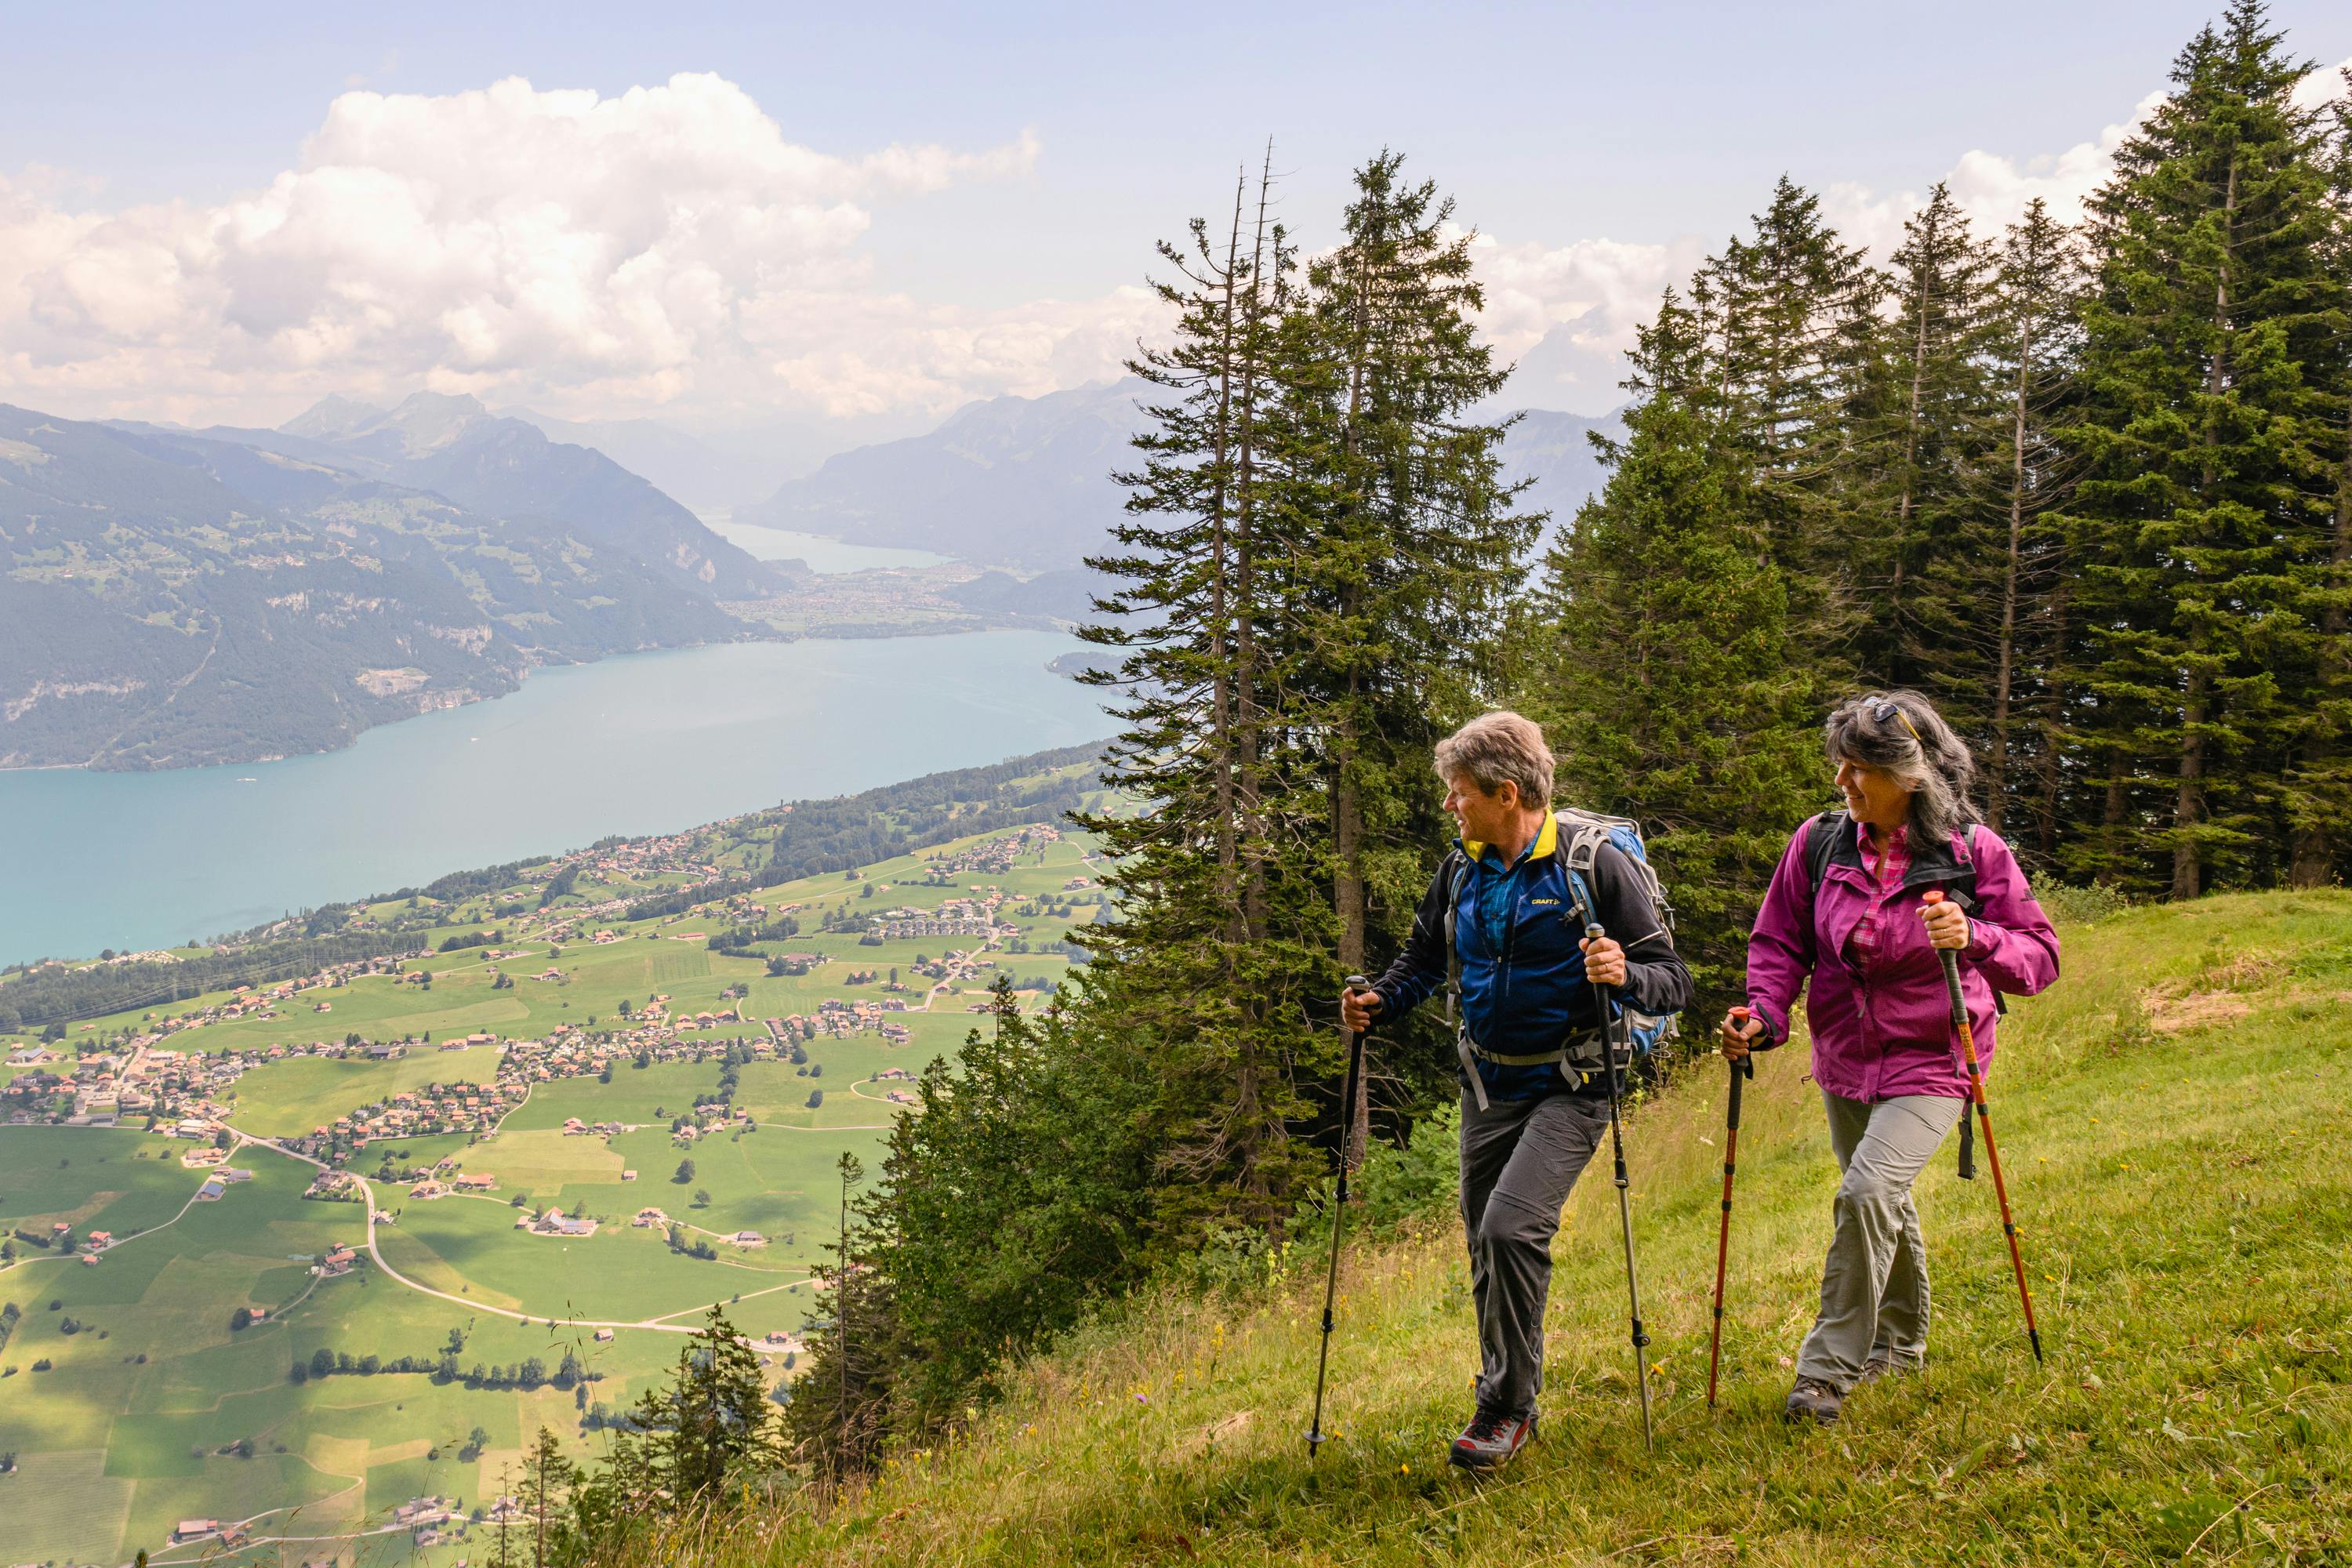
1368,811,1691,1102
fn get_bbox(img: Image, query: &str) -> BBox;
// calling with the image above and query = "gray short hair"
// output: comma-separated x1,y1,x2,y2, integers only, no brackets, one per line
1434,711,1555,810
1824,690,1980,841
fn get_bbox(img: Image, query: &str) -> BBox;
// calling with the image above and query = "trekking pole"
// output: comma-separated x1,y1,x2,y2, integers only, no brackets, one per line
1306,973,1371,1459
1922,891,2044,1363
1587,927,1653,1450
1706,1007,1758,1409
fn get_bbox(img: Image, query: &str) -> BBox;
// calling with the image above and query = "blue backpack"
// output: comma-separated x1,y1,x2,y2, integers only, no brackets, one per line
1558,809,1682,1060
1445,807,1682,1065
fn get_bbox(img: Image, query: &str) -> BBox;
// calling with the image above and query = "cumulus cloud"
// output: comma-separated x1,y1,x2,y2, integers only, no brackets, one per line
1829,53,2352,256
0,73,1145,427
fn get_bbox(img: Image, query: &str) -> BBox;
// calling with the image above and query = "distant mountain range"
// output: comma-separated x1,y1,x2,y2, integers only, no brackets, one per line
735,378,1620,572
270,392,776,598
0,398,784,771
498,406,926,514
2,376,1621,772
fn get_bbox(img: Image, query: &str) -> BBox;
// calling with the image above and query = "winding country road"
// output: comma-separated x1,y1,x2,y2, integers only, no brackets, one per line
223,1127,777,1340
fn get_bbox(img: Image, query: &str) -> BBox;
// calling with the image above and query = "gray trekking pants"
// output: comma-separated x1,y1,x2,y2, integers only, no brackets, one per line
1458,1088,1611,1420
1794,1090,1966,1392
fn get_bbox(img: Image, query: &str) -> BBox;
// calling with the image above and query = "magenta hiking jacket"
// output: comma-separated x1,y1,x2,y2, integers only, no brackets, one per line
1744,813,2060,1102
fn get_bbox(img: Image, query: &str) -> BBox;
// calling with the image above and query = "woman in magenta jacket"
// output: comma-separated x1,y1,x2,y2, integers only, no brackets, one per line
1720,691,2059,1425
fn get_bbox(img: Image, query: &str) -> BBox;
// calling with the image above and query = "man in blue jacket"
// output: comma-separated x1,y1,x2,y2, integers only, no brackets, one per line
1342,711,1690,1470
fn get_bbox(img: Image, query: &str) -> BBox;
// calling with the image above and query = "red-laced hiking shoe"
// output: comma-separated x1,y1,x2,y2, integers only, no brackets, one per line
1448,1410,1537,1471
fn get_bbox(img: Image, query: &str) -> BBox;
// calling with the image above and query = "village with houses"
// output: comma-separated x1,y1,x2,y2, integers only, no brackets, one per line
0,763,1111,1567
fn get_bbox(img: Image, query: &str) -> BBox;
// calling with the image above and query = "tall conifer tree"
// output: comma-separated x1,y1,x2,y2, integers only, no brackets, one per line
2062,1,2347,893
2281,73,2352,884
1867,183,2003,693
1292,151,1536,1152
1521,290,1821,995
1700,177,1886,670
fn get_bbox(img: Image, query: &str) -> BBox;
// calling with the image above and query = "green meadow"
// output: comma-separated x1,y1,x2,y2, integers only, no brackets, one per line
0,817,1099,1566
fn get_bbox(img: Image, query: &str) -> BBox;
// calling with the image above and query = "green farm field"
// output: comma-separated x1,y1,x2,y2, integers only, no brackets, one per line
0,815,1099,1566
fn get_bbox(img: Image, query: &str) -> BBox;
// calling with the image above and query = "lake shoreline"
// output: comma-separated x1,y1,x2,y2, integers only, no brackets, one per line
0,631,1109,967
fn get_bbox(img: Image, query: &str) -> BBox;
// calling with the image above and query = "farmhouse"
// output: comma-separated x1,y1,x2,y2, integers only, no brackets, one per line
453,1172,496,1191
528,1206,597,1238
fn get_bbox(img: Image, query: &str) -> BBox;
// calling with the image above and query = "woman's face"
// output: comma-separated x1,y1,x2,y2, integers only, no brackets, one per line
1835,755,1914,829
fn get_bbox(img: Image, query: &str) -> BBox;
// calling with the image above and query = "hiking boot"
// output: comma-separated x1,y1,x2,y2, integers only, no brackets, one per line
1449,1410,1537,1471
1858,1352,1920,1385
1784,1376,1843,1425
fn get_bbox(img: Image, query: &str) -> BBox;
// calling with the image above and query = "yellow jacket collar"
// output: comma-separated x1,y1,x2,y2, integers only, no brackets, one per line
1461,811,1557,866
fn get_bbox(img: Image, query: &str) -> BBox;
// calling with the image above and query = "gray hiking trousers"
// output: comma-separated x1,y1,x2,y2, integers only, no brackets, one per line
1794,1090,1966,1392
1458,1087,1611,1420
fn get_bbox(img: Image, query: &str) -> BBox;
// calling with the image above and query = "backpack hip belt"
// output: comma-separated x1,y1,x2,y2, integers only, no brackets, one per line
1456,1025,1613,1111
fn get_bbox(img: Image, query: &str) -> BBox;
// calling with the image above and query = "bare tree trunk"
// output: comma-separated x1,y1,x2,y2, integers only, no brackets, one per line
1988,307,2032,832
1207,173,1244,946
2035,577,2069,862
1889,250,1932,681
1333,237,1377,1174
2098,769,2129,888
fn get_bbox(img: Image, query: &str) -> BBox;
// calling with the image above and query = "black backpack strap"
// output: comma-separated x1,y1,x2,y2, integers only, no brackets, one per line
1441,851,1469,1029
1804,809,1846,895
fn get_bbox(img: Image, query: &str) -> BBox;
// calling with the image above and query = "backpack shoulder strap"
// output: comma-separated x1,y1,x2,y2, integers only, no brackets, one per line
1805,810,1846,894
1442,851,1470,1024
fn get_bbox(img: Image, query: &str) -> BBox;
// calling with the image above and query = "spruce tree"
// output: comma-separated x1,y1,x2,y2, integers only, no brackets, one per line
2061,1,2347,893
1291,151,1537,1152
1697,176,1886,672
1080,151,1329,1222
1520,289,1823,996
2282,72,2352,884
1867,182,2003,694
1979,200,2088,849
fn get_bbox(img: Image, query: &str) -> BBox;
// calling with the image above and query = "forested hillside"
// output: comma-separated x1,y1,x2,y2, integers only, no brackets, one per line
0,404,763,770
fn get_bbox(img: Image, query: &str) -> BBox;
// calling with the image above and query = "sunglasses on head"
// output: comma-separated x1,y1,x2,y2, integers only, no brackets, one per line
1865,698,1926,747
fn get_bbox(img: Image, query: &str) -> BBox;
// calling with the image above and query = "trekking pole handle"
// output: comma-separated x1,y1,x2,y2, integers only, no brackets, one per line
1921,892,1969,1026
1725,1007,1758,1083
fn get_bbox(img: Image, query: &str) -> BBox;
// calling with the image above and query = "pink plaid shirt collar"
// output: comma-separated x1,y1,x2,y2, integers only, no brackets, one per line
1845,821,1910,966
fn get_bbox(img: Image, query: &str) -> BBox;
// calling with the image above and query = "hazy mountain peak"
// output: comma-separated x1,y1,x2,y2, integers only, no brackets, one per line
280,390,492,459
280,393,387,441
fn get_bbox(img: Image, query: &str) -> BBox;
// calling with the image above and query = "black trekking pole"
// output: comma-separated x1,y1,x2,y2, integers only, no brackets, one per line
1306,973,1371,1459
1923,891,2044,1363
1706,1007,1758,1410
1587,927,1653,1450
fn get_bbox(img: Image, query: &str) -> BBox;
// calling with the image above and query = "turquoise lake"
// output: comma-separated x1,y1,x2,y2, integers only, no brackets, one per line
0,630,1108,966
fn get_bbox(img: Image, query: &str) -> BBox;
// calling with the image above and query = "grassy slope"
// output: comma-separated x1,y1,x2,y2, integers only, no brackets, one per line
653,891,2352,1567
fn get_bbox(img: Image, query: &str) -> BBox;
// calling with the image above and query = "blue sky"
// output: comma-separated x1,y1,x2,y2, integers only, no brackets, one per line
2,2,2347,426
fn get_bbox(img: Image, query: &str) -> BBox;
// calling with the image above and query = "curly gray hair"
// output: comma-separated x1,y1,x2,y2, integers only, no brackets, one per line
1823,690,1980,842
1433,710,1555,810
